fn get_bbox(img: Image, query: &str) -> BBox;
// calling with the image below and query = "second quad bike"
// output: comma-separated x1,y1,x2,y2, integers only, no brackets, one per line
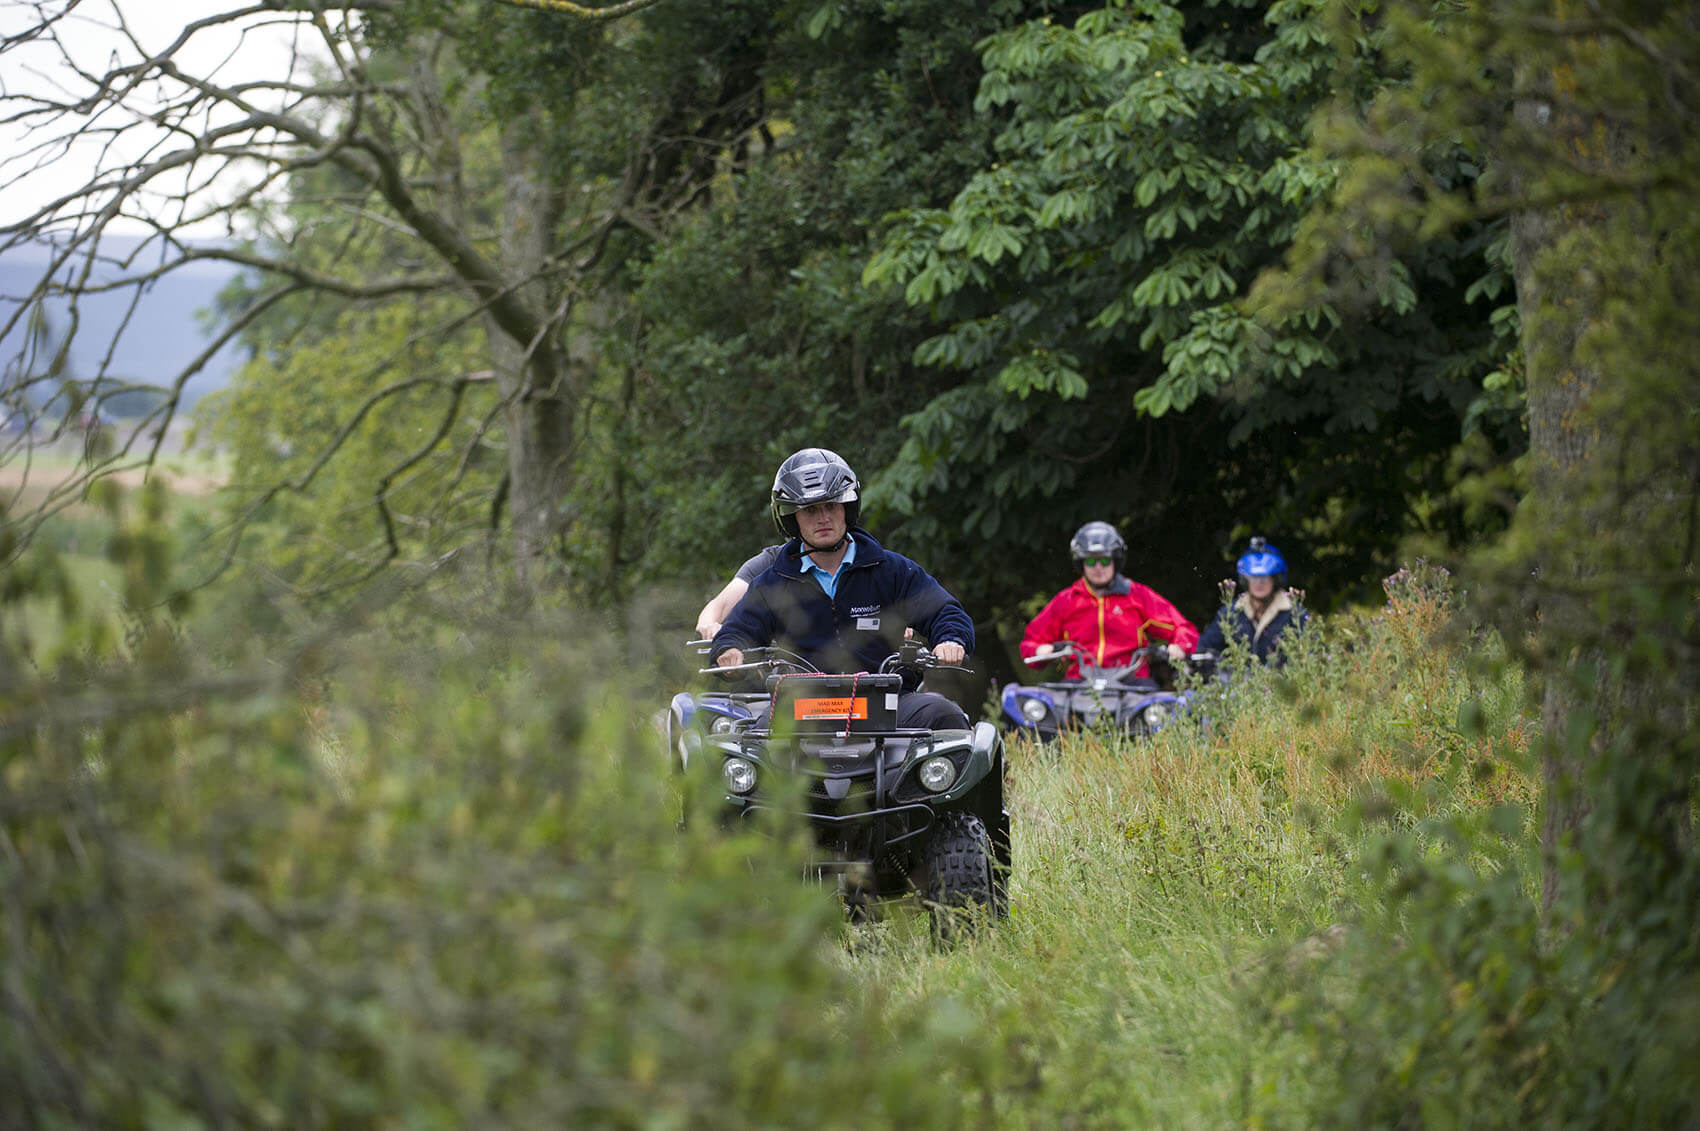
1000,641,1212,742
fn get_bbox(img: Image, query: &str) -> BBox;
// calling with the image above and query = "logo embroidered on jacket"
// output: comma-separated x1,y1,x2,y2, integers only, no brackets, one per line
848,604,881,616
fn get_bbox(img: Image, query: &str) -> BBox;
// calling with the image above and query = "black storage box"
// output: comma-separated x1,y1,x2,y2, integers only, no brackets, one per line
765,673,903,734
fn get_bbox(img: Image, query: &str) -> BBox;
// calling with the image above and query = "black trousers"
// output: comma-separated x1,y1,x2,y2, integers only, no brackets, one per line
895,691,970,732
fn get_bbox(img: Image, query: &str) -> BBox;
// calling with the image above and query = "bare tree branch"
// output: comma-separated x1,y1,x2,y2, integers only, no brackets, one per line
2,0,771,598
488,0,670,21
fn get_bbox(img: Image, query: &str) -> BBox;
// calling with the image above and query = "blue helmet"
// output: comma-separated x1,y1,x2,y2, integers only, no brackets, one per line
1236,537,1287,587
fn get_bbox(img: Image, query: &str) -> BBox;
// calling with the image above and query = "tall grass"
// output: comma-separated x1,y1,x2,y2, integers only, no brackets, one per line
834,563,1535,1127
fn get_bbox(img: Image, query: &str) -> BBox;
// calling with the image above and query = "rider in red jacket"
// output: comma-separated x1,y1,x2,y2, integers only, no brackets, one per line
1020,521,1199,680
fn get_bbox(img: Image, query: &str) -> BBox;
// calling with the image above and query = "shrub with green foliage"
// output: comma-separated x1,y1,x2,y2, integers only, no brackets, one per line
1256,568,1699,1128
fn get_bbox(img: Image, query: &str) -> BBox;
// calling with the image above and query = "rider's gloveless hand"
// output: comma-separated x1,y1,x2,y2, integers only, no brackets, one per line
933,641,966,666
716,648,745,668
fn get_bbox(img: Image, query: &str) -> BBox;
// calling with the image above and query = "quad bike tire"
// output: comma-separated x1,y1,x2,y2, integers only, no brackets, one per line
920,810,995,942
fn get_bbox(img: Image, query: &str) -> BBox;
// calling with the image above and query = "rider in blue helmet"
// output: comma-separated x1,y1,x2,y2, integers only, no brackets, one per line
1196,537,1308,665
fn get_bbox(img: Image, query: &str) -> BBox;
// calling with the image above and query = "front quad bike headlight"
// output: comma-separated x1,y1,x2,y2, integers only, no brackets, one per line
723,757,757,795
1141,703,1171,731
709,714,739,735
1020,697,1049,723
918,755,958,793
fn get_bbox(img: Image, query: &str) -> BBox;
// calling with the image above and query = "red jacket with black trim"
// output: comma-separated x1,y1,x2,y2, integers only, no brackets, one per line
1019,575,1200,680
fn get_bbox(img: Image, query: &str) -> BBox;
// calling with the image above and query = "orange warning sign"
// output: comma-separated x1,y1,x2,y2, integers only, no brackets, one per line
792,697,869,720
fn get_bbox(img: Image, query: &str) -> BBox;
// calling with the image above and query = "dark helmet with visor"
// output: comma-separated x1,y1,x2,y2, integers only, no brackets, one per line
1236,536,1287,589
770,448,860,540
1069,521,1126,570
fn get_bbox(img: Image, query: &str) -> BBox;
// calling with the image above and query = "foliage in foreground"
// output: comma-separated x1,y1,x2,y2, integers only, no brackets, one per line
9,493,1695,1126
1,498,992,1128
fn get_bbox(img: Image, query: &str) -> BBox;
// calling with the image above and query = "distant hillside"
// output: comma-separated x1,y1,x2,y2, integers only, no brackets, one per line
0,235,250,411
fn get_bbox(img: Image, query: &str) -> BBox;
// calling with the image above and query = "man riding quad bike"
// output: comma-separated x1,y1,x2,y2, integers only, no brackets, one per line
686,448,1010,935
1019,521,1199,679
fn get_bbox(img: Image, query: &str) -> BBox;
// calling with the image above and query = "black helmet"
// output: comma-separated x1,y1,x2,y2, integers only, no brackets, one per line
1069,521,1125,569
770,448,861,539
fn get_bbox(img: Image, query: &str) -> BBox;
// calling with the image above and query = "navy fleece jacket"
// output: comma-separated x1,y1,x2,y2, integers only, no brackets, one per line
710,529,974,676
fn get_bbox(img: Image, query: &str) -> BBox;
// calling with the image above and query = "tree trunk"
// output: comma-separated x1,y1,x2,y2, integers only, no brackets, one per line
1508,31,1693,914
1508,198,1592,912
1506,34,1615,910
483,120,573,591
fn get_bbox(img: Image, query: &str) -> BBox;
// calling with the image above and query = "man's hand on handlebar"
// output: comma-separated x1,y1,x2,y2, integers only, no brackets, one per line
932,641,966,666
1165,643,1187,666
716,648,745,668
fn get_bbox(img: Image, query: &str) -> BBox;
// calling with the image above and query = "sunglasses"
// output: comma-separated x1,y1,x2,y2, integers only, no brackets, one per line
1081,556,1114,568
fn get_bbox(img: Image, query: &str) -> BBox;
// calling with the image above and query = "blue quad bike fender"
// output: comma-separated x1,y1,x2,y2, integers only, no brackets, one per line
1000,682,1193,739
667,691,755,771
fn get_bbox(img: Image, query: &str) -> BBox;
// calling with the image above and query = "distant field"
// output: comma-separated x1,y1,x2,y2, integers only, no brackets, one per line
0,432,226,503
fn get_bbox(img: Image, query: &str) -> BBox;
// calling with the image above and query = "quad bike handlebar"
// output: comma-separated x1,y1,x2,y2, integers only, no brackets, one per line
1026,640,1172,669
1022,641,1088,668
879,639,971,676
1023,641,1219,690
693,640,969,679
1025,641,1216,668
697,644,820,677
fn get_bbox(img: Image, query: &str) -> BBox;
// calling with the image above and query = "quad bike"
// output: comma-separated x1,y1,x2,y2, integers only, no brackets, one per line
666,641,1010,939
1000,641,1210,742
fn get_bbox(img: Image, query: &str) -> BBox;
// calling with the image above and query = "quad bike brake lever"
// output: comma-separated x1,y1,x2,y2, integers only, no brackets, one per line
699,662,770,675
1023,642,1081,667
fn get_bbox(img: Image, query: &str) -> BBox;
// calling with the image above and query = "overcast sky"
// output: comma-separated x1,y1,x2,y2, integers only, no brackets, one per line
0,1,313,238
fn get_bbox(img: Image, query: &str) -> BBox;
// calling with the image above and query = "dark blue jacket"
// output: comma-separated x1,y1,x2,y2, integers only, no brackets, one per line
1197,590,1307,666
710,529,974,677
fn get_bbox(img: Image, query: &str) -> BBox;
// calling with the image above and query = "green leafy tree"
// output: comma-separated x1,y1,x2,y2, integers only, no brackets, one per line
1251,0,1700,1121
609,0,1050,606
200,293,498,592
858,0,1523,628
